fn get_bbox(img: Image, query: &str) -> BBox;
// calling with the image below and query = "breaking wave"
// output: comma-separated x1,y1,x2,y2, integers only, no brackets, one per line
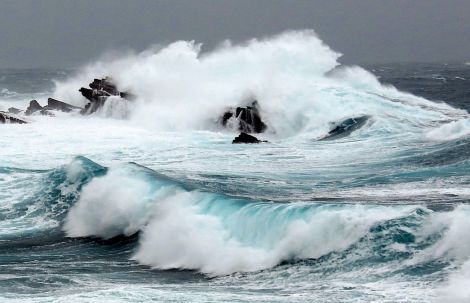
51,30,468,139
4,156,464,278
63,159,417,276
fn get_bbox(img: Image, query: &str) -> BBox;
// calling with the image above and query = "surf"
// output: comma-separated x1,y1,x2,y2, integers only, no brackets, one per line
46,30,467,140
1,30,470,302
4,156,468,279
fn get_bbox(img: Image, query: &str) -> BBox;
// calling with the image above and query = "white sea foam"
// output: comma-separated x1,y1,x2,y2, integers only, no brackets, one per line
63,166,154,238
64,164,417,276
409,205,470,265
64,164,470,278
402,205,470,302
49,30,461,138
426,118,470,141
437,259,470,303
135,202,410,276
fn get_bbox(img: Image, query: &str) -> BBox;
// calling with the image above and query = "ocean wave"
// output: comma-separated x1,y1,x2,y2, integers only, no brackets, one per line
49,31,465,139
1,29,470,303
0,156,105,241
426,118,470,141
56,157,469,276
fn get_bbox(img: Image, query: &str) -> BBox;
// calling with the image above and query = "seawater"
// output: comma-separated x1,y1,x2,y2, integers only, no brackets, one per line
1,31,469,302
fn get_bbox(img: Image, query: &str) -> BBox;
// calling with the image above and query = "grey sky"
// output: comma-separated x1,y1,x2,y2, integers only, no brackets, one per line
0,0,469,68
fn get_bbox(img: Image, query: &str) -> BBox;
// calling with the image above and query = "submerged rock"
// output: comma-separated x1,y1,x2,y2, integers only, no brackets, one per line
0,111,27,124
25,100,43,116
221,101,267,133
321,115,370,140
232,132,267,144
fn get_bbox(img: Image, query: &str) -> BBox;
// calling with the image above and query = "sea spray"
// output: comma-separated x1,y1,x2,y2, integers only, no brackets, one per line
51,31,464,138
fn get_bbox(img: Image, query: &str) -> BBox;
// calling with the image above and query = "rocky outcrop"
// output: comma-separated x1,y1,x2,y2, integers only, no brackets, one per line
88,78,120,95
0,111,27,124
2,76,134,124
25,100,43,116
79,77,133,115
24,98,80,116
232,132,267,144
43,98,82,113
221,101,267,133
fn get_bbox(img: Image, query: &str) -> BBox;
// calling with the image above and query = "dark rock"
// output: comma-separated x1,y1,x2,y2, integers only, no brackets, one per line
79,77,133,115
221,111,234,127
8,107,22,114
25,100,43,116
43,98,82,112
320,115,370,141
80,96,108,115
0,111,27,124
232,132,266,144
236,103,267,133
89,78,120,96
79,87,94,101
221,101,267,133
79,87,110,101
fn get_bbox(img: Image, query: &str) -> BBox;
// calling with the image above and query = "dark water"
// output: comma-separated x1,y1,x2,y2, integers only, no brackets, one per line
368,62,470,111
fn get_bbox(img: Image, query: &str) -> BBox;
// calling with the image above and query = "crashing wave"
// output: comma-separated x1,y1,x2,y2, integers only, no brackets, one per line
56,157,470,277
49,31,465,139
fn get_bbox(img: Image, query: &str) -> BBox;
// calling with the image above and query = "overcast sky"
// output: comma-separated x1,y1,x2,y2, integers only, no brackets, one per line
0,0,469,68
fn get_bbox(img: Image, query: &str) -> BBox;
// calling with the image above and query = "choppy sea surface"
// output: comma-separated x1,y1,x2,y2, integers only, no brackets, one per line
1,32,469,302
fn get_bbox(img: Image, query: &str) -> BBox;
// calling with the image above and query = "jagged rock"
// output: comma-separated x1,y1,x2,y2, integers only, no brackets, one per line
79,77,132,115
232,132,267,144
89,78,120,95
221,111,233,126
25,100,43,116
79,87,111,101
79,87,94,101
0,111,27,124
8,107,22,114
79,93,107,115
24,99,72,116
25,100,42,115
43,98,82,112
221,101,267,133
